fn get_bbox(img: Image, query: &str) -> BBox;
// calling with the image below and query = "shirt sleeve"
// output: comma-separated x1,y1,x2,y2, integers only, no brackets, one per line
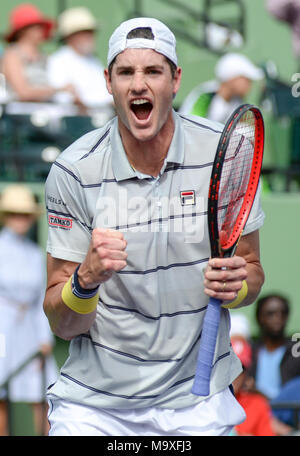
242,179,265,235
45,159,92,263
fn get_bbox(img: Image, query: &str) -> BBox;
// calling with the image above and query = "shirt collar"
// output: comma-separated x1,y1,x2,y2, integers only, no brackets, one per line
111,110,184,182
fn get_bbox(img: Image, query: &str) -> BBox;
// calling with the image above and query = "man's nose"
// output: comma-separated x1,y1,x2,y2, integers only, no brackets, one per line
130,71,147,93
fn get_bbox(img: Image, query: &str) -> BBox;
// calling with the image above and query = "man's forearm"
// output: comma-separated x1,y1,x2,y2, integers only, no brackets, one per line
235,260,265,308
43,283,97,340
231,230,265,308
44,229,127,341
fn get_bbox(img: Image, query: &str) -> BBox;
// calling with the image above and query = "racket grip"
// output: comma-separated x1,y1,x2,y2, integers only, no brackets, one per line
191,297,221,396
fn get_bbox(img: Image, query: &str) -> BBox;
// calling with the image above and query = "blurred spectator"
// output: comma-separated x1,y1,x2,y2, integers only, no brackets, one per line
47,7,113,113
179,53,264,124
1,3,74,103
230,313,255,415
230,313,252,341
271,375,300,429
231,336,277,436
266,0,300,60
250,294,300,400
0,184,58,436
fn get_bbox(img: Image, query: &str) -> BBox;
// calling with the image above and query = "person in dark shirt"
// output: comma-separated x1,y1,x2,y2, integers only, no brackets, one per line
250,294,300,399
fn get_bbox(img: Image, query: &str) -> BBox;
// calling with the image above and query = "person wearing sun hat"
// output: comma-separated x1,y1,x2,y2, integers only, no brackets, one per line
47,6,113,111
0,184,58,436
4,3,54,44
0,183,43,217
1,3,75,104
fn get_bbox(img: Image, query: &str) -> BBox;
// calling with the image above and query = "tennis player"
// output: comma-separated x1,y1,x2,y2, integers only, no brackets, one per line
44,17,265,436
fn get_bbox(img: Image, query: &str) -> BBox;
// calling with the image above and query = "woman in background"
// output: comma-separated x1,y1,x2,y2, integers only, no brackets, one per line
1,3,74,102
0,184,58,435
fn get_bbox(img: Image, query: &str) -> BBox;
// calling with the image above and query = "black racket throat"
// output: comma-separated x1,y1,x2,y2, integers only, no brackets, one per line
216,241,237,259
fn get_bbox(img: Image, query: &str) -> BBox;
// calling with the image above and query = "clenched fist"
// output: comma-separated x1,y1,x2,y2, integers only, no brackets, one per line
77,228,127,289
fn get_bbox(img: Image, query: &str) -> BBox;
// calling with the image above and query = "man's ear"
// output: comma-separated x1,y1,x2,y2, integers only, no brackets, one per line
104,69,113,95
173,66,182,99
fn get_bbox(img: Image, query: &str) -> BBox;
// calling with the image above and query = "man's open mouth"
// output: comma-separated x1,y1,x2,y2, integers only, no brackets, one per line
130,99,153,121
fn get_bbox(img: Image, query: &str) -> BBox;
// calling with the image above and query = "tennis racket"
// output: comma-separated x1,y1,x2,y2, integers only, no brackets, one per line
191,103,264,396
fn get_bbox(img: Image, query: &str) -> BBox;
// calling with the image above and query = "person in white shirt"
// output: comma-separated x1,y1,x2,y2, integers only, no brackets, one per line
179,53,264,124
47,7,113,113
0,184,58,436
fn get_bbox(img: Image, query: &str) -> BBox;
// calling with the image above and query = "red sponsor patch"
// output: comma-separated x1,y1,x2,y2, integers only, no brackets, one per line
48,214,72,229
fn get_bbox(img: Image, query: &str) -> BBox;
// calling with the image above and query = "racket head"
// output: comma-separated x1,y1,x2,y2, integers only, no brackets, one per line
208,104,264,258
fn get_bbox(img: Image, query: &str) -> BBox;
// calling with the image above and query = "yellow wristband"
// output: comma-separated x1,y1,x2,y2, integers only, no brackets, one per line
222,280,248,309
61,276,99,314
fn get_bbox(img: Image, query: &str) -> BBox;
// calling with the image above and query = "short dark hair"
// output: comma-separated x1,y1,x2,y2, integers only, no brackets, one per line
108,26,177,78
127,27,154,40
255,293,290,322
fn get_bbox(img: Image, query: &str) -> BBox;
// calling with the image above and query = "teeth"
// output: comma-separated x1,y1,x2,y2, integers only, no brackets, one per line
132,99,149,105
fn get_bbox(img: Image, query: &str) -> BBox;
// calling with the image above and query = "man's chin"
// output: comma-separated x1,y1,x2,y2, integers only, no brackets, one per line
134,131,158,143
126,123,158,143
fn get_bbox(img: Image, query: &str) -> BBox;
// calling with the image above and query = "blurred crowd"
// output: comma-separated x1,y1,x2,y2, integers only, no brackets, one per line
0,1,298,161
0,1,297,122
230,296,300,436
0,1,299,191
0,3,114,117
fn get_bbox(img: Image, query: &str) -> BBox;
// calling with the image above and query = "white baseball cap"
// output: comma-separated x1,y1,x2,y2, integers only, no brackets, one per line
215,53,264,82
107,17,177,67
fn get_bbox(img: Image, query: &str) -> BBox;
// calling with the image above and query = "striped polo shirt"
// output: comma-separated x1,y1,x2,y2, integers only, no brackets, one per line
45,110,265,410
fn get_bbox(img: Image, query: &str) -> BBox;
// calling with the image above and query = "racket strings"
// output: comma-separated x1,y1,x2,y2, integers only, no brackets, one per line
218,111,256,244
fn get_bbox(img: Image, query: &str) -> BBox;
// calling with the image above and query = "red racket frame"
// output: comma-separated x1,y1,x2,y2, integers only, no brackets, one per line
192,104,265,397
208,104,265,258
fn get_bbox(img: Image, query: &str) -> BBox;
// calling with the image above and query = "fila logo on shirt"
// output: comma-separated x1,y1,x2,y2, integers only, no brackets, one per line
180,190,196,206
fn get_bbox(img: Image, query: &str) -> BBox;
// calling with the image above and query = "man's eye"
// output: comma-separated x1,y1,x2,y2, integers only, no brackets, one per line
119,70,132,75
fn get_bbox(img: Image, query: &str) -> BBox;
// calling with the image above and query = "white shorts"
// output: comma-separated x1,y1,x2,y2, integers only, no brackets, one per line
47,387,246,436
